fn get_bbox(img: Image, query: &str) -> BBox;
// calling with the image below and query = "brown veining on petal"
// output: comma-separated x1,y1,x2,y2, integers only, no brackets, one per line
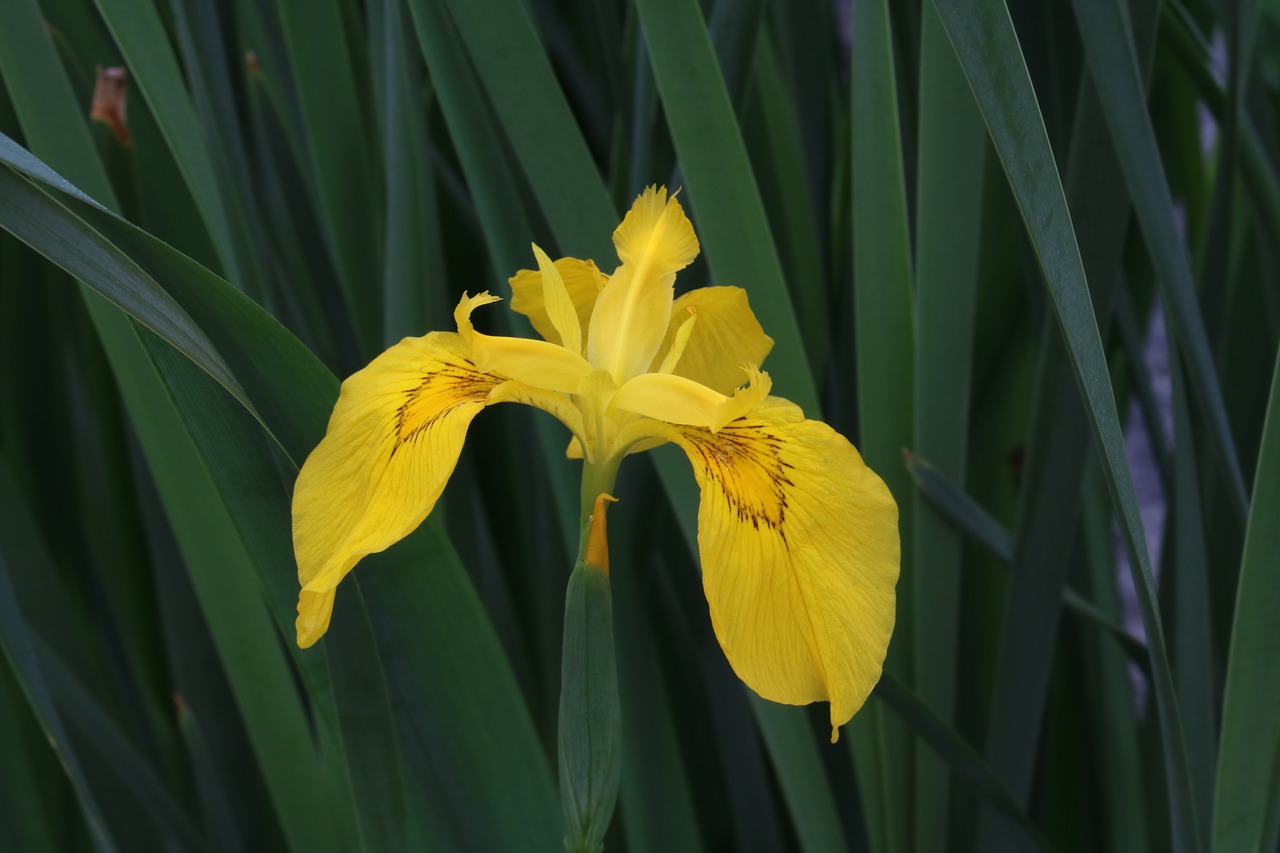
680,423,795,548
392,359,499,455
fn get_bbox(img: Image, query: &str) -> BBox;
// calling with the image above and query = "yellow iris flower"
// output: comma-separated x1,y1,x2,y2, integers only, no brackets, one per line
292,186,899,739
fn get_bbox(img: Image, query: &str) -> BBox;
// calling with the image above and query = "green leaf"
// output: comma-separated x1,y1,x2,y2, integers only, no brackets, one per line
1070,0,1247,522
1079,471,1151,850
370,0,441,342
0,527,117,851
905,451,1150,672
0,137,562,853
89,0,247,284
0,159,250,417
1213,346,1280,851
633,0,818,414
910,8,986,848
1168,324,1217,839
104,319,354,853
904,452,1012,562
750,698,850,853
873,675,1046,852
274,0,382,349
745,33,829,375
34,639,208,851
441,0,616,260
931,1,1201,847
559,562,621,853
851,0,916,848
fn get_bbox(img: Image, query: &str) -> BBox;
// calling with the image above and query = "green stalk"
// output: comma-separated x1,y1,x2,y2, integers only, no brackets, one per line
559,465,623,852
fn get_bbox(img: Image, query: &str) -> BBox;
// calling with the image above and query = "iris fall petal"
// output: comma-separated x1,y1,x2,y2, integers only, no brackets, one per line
659,405,899,740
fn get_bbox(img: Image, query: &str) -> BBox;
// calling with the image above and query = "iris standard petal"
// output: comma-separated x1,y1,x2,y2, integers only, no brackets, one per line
661,405,899,740
509,257,605,345
292,332,503,647
587,186,698,383
653,286,775,396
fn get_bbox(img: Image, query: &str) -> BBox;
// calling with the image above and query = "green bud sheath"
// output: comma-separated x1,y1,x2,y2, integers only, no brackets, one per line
558,560,621,853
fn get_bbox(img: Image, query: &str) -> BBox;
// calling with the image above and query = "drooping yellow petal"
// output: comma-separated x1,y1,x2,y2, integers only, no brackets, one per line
611,366,771,432
659,407,899,740
488,380,587,447
587,186,699,383
454,290,592,394
509,258,606,345
292,332,503,647
653,286,775,395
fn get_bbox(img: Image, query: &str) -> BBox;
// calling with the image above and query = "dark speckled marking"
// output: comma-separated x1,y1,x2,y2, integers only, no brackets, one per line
680,423,795,549
392,359,498,456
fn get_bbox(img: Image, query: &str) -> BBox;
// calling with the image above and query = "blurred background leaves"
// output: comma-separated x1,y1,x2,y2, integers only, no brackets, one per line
0,0,1278,850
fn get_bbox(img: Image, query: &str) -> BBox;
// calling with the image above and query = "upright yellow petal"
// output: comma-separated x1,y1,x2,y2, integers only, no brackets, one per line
509,258,605,345
657,308,698,374
292,332,502,647
653,286,774,395
587,186,699,383
611,185,700,269
532,245,583,354
661,407,899,739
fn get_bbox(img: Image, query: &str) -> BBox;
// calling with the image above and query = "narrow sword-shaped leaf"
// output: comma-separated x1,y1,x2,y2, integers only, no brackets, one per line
1070,0,1248,522
911,9,985,849
1168,337,1217,842
0,137,562,850
906,452,1150,671
747,34,829,375
89,0,247,285
931,0,1201,847
274,0,382,351
973,3,1161,839
0,530,116,852
34,640,208,851
440,0,616,260
633,0,818,413
873,675,1046,852
1213,345,1280,851
851,0,916,848
0,161,250,418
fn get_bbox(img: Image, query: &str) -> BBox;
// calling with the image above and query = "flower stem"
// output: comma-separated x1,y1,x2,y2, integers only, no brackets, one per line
558,461,623,851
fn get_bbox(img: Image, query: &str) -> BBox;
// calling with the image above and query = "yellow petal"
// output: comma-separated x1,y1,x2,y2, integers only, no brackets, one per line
292,332,503,647
453,290,502,347
654,287,774,395
454,290,592,394
487,380,586,443
587,186,698,383
510,255,605,346
611,185,699,270
657,307,697,374
532,244,582,355
663,409,899,739
611,366,771,432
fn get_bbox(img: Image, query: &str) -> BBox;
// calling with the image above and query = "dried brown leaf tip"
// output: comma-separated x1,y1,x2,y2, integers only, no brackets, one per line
90,66,131,146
